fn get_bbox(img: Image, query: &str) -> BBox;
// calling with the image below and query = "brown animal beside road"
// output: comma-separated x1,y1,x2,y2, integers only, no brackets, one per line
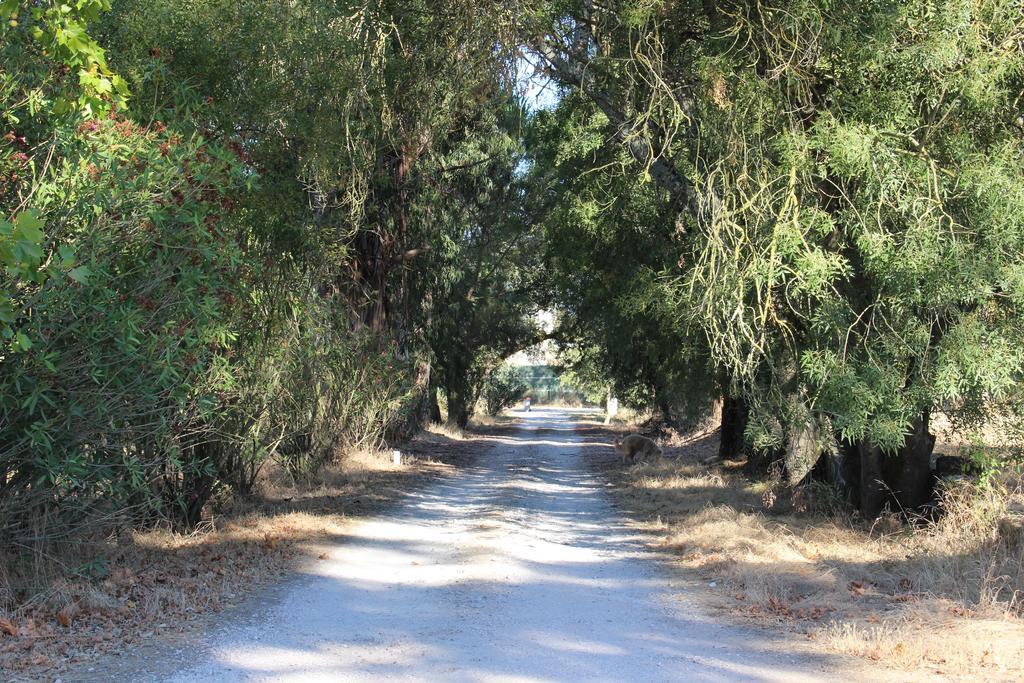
614,434,662,463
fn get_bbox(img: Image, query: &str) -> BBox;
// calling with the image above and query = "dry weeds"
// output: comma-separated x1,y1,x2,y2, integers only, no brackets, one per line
579,416,1024,681
0,424,491,678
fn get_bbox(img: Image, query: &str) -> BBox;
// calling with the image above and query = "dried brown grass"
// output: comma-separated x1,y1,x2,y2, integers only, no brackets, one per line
582,417,1024,680
0,426,488,677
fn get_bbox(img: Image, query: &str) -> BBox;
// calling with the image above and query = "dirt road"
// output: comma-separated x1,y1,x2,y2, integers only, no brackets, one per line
125,409,858,682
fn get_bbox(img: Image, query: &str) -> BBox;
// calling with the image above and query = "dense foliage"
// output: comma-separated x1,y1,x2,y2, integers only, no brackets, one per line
529,0,1024,516
2,0,1023,565
0,0,530,555
481,364,528,416
527,95,715,424
418,104,542,426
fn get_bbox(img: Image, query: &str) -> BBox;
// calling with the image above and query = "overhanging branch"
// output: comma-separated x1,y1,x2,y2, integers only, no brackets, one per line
530,36,699,219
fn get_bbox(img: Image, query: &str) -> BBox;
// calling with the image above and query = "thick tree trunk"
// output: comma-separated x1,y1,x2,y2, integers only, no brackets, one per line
894,409,936,512
603,386,617,425
718,393,749,460
440,349,481,430
783,398,822,485
446,393,471,429
786,423,821,484
428,385,442,424
837,440,862,509
859,440,887,519
445,378,474,429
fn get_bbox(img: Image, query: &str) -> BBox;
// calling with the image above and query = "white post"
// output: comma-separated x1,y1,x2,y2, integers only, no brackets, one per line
392,449,402,465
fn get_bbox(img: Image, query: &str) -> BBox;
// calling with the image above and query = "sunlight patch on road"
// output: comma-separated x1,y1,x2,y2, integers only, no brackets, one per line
522,631,629,656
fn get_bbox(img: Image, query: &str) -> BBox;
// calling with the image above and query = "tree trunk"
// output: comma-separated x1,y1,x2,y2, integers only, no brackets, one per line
718,393,749,460
783,398,822,485
446,381,473,429
428,385,442,424
603,385,615,425
859,440,887,519
837,439,861,509
447,395,471,429
894,409,936,513
785,423,822,484
658,400,674,428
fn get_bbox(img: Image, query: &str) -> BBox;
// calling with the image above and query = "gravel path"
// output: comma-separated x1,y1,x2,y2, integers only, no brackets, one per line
147,409,854,682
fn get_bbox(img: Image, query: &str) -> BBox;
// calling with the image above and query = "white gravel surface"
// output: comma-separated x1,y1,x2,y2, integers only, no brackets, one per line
140,409,859,682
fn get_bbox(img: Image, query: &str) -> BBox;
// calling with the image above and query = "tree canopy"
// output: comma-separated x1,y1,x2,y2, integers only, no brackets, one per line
2,0,1023,552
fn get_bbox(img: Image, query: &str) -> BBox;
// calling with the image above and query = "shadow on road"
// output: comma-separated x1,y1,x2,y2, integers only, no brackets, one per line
106,408,865,682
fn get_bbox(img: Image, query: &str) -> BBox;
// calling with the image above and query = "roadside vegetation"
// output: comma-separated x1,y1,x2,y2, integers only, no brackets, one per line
585,413,1023,678
0,421,493,677
2,0,1024,677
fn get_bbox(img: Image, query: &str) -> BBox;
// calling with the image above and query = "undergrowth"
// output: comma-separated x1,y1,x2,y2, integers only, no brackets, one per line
592,420,1024,679
0,424,487,678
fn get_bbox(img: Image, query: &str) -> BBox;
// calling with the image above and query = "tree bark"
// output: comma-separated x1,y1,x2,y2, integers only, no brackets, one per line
445,370,474,429
894,409,936,512
428,385,442,424
859,440,887,519
718,393,749,460
837,439,861,509
446,390,471,429
785,420,821,485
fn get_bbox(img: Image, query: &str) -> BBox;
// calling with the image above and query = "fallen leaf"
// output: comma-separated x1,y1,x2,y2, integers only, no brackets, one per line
0,619,16,636
317,553,329,560
56,611,71,628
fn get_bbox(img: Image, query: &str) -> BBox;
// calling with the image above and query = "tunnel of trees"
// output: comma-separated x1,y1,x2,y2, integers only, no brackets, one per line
2,0,1023,552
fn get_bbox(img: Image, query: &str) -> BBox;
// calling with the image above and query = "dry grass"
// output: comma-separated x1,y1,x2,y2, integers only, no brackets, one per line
578,416,1024,681
467,413,520,429
818,614,1023,675
425,413,516,440
0,425,490,678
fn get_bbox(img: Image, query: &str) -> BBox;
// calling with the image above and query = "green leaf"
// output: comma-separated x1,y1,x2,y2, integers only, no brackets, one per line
68,265,91,283
58,244,75,262
111,74,129,96
14,330,32,351
14,210,44,242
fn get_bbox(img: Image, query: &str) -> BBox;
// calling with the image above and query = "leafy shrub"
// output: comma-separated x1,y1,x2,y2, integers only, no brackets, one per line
481,365,527,416
1,2,443,553
257,314,422,486
0,106,252,541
